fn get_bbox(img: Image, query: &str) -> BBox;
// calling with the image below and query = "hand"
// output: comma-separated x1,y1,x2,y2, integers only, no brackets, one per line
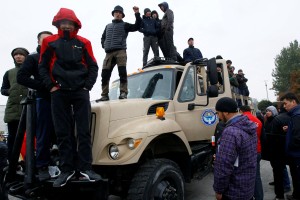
133,6,139,13
283,126,288,132
216,193,222,200
50,86,59,93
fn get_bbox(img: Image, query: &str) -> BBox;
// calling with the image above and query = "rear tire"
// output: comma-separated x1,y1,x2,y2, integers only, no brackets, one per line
127,158,184,200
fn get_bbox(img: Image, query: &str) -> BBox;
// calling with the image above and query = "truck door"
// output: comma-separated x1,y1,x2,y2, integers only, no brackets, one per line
173,65,218,141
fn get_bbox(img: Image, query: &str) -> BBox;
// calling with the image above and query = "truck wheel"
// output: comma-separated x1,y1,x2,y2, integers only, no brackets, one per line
127,158,184,200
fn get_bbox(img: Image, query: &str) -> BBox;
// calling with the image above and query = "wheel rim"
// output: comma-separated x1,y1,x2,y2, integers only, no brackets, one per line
154,179,178,200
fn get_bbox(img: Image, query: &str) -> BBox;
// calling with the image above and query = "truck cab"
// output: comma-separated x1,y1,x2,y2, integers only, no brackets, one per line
89,57,243,199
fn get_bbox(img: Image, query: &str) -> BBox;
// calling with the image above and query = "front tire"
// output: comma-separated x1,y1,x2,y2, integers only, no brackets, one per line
127,158,184,200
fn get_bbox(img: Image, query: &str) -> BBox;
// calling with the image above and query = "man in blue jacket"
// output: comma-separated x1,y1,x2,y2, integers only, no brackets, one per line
140,8,159,66
213,97,257,200
183,38,203,62
17,31,54,181
280,92,300,200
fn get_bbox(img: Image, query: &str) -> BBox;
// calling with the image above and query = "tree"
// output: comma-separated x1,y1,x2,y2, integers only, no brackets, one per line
257,99,272,112
272,40,300,96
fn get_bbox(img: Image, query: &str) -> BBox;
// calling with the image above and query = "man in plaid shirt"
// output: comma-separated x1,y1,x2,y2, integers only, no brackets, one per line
213,97,257,200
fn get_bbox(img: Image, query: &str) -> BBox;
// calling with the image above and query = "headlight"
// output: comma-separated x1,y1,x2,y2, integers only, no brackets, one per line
108,144,119,160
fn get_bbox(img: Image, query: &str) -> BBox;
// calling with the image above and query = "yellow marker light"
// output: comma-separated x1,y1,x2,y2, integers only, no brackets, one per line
128,138,142,150
165,66,172,68
156,107,165,118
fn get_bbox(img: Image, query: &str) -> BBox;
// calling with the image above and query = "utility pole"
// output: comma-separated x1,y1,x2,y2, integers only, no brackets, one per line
264,80,269,100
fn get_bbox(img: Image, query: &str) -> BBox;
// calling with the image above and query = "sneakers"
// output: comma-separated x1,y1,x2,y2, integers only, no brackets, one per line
80,170,102,182
53,170,75,187
38,166,51,182
119,92,127,99
97,96,109,102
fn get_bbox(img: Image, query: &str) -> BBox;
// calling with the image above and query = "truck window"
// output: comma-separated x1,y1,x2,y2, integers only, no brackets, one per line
109,69,175,100
178,66,195,102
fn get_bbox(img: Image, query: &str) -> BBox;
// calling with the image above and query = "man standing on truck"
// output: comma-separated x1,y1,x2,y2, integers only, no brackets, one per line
183,37,203,62
213,97,257,200
99,5,141,101
17,31,55,181
39,8,101,187
1,47,29,160
158,2,177,61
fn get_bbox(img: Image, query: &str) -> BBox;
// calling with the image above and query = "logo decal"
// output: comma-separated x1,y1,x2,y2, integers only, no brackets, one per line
201,109,217,126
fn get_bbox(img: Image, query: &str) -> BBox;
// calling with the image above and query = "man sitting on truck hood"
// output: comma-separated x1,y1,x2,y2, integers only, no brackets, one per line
213,97,257,200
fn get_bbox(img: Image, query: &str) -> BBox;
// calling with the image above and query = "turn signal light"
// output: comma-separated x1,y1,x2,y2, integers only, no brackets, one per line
156,107,165,118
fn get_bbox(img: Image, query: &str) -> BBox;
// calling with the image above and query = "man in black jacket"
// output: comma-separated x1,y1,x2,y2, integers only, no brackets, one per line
140,8,159,66
17,31,54,181
39,8,101,187
269,106,291,199
99,5,141,101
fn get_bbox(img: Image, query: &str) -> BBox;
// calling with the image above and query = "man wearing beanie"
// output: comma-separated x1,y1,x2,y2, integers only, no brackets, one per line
17,31,55,182
1,47,29,161
139,8,160,66
39,8,101,187
213,97,257,200
99,5,141,101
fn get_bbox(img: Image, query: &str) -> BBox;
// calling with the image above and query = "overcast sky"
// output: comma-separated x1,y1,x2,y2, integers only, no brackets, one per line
0,0,299,105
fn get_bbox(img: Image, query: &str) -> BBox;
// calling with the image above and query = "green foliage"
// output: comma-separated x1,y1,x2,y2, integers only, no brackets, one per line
272,40,300,94
257,99,273,111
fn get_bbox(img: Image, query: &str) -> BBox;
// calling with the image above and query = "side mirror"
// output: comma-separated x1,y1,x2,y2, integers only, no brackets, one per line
207,58,218,85
207,85,219,98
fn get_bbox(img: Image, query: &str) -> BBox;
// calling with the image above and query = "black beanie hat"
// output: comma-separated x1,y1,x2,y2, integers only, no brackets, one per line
215,97,238,113
144,8,151,15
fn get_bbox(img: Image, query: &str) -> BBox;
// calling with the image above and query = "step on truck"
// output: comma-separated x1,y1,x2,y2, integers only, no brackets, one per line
2,57,252,199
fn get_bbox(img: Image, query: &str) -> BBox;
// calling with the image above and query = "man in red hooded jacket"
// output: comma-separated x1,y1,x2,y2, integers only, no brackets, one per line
240,105,263,200
39,8,101,187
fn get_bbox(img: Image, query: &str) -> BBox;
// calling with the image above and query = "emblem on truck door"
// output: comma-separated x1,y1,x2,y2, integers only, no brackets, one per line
201,109,217,126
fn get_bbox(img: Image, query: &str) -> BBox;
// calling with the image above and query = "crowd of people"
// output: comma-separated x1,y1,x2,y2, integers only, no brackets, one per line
213,94,300,200
0,2,299,200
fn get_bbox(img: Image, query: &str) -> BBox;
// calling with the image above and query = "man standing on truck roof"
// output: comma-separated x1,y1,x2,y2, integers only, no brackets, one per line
39,8,101,187
158,2,177,61
213,97,257,200
99,5,142,101
1,47,29,160
183,37,203,63
139,8,160,67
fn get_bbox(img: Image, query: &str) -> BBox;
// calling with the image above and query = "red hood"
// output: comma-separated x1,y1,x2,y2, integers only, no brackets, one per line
52,8,82,29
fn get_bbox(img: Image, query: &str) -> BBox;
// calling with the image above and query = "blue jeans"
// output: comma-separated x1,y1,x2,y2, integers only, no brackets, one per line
36,98,54,168
254,153,263,200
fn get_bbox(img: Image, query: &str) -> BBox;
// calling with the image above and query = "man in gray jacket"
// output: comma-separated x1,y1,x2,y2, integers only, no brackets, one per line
99,5,141,101
158,2,177,61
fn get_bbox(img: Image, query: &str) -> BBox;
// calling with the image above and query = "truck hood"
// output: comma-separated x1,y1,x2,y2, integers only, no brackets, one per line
106,99,169,121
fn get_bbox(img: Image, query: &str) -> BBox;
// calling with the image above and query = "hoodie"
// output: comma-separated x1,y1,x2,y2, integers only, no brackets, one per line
214,115,257,200
158,2,174,31
39,8,98,91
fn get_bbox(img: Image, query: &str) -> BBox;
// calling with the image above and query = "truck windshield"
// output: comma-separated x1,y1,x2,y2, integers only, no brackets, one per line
109,69,174,100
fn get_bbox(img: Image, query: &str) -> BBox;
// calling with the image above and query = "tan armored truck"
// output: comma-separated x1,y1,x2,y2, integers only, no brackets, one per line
89,57,251,199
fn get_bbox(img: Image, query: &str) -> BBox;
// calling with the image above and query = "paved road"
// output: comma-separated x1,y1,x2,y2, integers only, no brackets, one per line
9,160,293,200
